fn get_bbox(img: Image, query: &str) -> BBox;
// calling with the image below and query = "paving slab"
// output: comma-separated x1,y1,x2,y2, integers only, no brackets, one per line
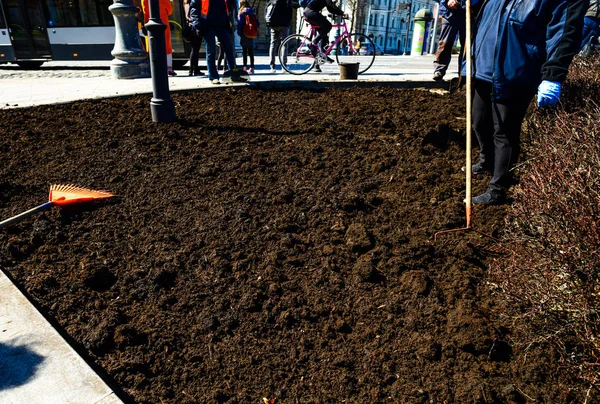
0,270,123,404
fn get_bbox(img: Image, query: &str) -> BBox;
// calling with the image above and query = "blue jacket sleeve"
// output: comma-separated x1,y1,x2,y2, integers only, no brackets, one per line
542,0,587,82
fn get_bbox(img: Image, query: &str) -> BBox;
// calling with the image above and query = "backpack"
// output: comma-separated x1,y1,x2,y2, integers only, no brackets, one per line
243,12,259,38
299,0,312,7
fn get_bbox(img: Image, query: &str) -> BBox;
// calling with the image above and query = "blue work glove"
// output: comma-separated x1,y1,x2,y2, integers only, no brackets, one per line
537,80,561,108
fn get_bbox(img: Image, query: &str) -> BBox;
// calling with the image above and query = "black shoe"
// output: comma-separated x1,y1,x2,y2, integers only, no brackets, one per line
461,161,492,175
313,65,322,72
472,161,493,175
326,55,334,63
472,189,505,205
194,69,203,76
188,71,194,76
433,72,444,81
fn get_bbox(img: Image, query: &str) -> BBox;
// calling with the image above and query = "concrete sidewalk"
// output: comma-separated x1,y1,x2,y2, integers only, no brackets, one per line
0,271,123,404
0,55,456,109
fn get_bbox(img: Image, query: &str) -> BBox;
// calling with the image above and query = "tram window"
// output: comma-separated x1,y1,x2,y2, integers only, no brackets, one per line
46,0,80,26
45,0,113,26
79,0,112,25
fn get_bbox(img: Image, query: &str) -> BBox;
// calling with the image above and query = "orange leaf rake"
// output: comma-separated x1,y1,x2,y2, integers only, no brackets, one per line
0,184,114,230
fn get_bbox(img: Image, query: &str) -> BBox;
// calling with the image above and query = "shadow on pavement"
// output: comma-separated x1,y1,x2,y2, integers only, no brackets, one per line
0,340,45,390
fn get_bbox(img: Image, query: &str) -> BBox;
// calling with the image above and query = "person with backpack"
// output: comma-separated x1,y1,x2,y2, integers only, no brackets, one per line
237,0,259,74
302,0,347,63
265,0,293,73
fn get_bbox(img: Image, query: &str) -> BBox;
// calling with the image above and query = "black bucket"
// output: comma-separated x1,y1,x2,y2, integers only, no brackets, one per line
339,62,359,80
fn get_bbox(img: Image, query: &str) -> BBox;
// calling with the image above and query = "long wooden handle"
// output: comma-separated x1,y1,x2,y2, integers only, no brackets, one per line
0,201,54,230
465,0,473,228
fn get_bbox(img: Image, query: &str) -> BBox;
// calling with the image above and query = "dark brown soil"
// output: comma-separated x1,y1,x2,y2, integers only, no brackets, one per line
0,87,578,403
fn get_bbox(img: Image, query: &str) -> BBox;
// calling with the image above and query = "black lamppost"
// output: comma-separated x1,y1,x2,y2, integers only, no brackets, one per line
145,0,176,123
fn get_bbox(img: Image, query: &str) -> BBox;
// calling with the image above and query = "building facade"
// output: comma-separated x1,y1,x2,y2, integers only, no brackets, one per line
347,0,438,54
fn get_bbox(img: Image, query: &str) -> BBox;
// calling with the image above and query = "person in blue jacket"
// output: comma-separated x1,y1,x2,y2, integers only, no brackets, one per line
433,0,466,81
470,0,586,205
580,0,600,51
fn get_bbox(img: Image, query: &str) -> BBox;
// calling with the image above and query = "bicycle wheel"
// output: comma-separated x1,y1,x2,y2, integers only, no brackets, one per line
335,33,376,74
279,34,315,75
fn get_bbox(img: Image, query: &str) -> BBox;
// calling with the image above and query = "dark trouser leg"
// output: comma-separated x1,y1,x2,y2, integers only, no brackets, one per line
488,93,532,192
189,36,201,73
473,80,533,193
248,47,254,68
243,48,248,68
434,17,460,76
305,10,331,47
216,27,237,71
472,80,495,170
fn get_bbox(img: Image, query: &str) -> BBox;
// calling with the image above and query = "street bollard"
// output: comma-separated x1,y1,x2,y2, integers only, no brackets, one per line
145,0,176,123
109,0,150,79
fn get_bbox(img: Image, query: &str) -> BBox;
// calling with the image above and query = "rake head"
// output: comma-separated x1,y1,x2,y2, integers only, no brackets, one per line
49,184,114,206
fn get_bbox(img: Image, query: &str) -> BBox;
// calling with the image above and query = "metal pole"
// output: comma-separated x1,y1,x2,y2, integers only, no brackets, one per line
145,0,176,122
366,1,372,36
404,3,411,54
428,2,439,54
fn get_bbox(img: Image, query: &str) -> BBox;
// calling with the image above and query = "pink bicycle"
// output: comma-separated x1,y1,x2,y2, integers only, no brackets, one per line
278,16,376,75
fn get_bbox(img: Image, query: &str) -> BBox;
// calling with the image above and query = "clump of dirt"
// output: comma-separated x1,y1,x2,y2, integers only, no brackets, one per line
0,87,580,403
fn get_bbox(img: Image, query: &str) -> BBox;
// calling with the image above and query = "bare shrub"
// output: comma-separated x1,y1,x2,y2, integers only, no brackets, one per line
489,57,600,389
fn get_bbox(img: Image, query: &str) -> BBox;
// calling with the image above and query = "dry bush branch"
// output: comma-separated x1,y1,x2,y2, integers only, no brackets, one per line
489,56,600,390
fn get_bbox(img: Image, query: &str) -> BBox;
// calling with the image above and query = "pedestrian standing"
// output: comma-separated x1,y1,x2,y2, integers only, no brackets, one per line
143,0,177,76
265,0,293,73
433,0,466,81
469,0,586,205
237,0,259,74
185,0,204,76
189,0,245,84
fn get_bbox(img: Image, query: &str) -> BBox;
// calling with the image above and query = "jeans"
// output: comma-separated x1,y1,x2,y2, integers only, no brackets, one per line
269,26,289,68
472,79,533,192
580,16,600,51
203,26,236,80
434,16,466,76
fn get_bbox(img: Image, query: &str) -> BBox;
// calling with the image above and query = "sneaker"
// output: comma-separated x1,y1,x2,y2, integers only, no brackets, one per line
433,71,443,81
472,189,506,205
211,78,220,85
248,68,254,74
168,69,177,76
269,68,277,74
313,65,322,73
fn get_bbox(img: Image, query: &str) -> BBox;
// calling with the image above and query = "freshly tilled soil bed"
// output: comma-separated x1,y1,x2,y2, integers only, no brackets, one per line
0,87,576,403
